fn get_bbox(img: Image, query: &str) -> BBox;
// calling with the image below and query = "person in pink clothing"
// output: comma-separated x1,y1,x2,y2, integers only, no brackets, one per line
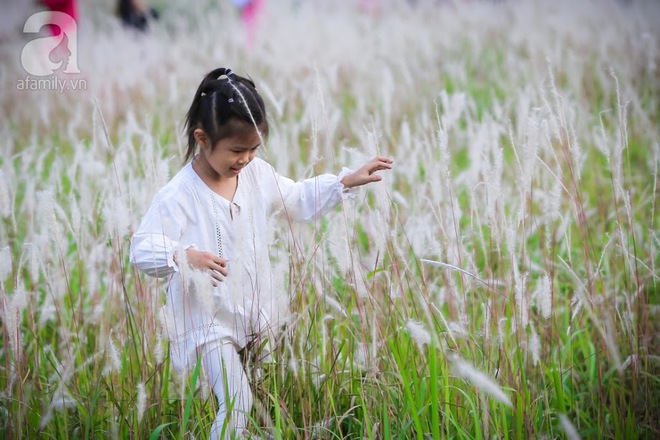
232,0,265,48
359,0,380,15
41,0,78,36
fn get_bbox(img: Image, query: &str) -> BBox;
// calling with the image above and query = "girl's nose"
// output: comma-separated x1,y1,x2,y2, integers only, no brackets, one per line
237,151,250,165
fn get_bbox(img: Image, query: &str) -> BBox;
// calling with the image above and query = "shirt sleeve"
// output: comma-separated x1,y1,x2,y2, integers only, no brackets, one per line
263,161,355,222
130,190,190,278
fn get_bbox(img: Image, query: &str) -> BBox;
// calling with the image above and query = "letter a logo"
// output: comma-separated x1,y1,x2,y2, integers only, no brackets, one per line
21,11,80,76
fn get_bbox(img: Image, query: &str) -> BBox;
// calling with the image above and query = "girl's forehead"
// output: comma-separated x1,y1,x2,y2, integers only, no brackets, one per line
218,125,262,147
227,119,262,138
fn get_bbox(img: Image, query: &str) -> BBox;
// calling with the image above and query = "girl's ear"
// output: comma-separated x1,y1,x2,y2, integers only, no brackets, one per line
193,129,209,149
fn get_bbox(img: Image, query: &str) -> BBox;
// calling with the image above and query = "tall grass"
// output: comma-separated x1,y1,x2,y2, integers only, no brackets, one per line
1,0,658,438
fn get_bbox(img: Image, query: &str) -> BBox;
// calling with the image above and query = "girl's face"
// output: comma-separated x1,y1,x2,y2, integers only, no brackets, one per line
194,125,261,180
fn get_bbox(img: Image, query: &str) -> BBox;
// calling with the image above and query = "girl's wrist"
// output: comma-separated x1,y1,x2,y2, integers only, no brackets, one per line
340,175,353,189
338,167,355,189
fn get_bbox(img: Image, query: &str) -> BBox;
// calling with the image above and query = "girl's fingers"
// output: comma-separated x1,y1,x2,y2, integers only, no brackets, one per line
211,262,228,276
207,257,229,281
208,268,226,287
369,158,393,171
212,257,229,276
373,156,393,164
367,163,392,174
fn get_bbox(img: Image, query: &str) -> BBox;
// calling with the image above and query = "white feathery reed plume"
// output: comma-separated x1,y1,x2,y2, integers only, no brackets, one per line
542,161,563,225
40,386,77,430
51,385,78,410
446,321,469,340
39,347,99,430
510,110,538,225
652,142,659,280
22,242,40,287
481,301,492,341
136,383,147,423
323,294,347,318
0,169,11,220
529,324,541,366
533,274,552,320
69,194,81,241
438,90,467,132
102,194,131,239
362,208,391,263
405,320,432,350
514,271,529,329
610,69,628,196
319,315,333,362
0,246,11,283
450,355,512,408
37,188,65,254
354,275,370,300
285,337,299,378
435,124,451,185
353,342,370,371
370,312,380,372
486,139,504,230
326,214,351,277
0,283,27,371
609,70,640,281
309,63,324,166
103,332,122,376
153,331,165,365
558,413,581,440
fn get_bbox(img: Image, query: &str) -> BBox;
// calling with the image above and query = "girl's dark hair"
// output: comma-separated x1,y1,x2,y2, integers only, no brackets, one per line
184,67,268,162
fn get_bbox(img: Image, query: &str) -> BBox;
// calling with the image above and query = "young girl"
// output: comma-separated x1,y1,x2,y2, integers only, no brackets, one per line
130,67,393,439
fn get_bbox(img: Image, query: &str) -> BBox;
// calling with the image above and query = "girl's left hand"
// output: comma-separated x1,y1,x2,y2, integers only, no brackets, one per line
340,156,394,189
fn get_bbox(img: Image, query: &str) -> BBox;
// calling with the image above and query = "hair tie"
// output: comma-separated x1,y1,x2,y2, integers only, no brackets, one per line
217,68,234,81
228,98,234,103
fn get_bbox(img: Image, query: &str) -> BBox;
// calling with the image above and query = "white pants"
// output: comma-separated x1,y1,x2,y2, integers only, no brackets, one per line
201,341,253,440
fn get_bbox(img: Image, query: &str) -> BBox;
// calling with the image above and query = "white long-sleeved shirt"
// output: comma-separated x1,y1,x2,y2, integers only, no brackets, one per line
130,157,353,370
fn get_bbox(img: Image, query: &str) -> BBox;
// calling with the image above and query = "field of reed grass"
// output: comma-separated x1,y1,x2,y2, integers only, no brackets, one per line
1,0,659,438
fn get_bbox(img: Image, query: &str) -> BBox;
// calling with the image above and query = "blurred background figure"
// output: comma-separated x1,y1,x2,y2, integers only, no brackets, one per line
40,0,158,34
41,0,78,35
117,0,159,31
359,0,380,15
232,0,265,49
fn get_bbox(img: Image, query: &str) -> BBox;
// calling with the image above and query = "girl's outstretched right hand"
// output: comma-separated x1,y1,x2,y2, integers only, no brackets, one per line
184,249,229,286
340,156,394,189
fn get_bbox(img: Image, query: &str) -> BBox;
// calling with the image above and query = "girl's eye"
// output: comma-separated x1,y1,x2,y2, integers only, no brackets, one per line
231,146,258,153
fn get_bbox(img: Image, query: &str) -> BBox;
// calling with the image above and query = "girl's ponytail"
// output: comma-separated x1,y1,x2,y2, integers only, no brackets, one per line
185,68,231,161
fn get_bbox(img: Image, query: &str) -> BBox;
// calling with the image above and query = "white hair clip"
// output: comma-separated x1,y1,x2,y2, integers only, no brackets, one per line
228,98,234,103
